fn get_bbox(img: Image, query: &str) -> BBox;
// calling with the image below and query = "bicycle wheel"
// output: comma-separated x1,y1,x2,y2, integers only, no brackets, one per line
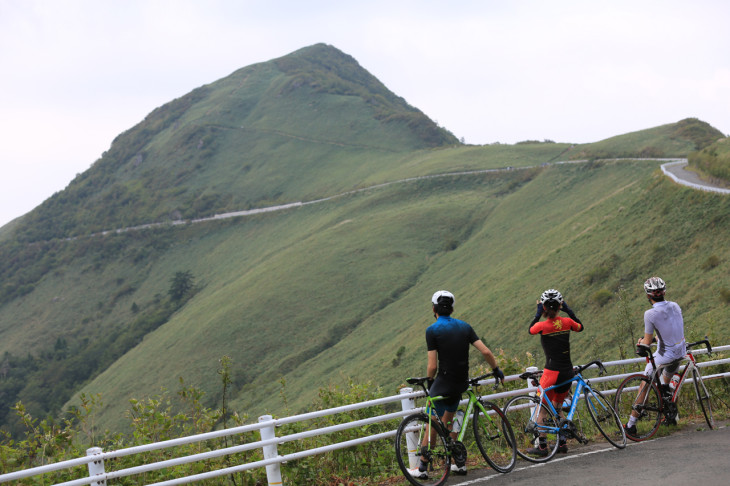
584,388,626,448
614,374,661,441
691,367,714,429
395,413,450,486
503,395,559,463
472,399,517,473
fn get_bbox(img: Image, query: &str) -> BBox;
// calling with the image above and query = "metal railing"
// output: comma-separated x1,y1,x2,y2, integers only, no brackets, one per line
2,345,728,486
661,159,730,194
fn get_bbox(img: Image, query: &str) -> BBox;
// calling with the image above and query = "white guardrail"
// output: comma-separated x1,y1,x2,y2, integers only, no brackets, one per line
660,160,730,194
2,345,729,486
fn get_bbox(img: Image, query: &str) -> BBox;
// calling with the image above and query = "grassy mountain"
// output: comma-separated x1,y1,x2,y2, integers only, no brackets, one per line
566,117,725,161
1,44,729,434
8,44,457,244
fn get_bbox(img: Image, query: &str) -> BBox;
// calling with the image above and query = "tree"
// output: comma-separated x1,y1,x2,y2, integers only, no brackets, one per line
169,271,194,301
614,286,636,361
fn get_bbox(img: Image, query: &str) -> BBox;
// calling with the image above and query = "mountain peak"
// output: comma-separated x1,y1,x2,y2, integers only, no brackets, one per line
12,44,457,241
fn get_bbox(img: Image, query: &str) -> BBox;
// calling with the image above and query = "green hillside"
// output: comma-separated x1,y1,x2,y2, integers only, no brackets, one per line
568,117,724,160
688,136,730,185
9,44,457,244
1,44,728,435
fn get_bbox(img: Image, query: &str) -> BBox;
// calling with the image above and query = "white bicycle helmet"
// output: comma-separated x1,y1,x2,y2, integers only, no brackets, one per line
431,290,455,307
644,277,666,295
540,289,563,305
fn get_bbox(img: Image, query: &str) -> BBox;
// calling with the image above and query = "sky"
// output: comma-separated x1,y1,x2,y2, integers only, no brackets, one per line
1,1,729,228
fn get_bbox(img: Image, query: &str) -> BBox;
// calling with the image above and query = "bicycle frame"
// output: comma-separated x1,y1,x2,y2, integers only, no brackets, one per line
649,349,699,403
615,338,714,442
528,370,593,435
531,361,606,441
424,383,494,443
396,373,516,485
400,373,509,471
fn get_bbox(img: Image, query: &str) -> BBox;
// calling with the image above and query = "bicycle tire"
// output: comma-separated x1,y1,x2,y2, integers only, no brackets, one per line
503,395,559,463
691,367,714,429
472,399,517,473
614,374,661,441
584,388,626,448
395,413,450,486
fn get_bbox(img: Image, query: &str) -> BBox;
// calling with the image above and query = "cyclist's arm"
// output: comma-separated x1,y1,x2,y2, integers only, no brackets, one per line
529,301,544,330
473,339,499,369
427,350,437,380
561,301,583,327
638,332,654,346
529,320,546,335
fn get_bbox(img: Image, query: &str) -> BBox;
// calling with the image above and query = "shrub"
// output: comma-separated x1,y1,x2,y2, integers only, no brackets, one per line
592,289,613,307
720,288,730,304
585,266,611,285
701,255,721,271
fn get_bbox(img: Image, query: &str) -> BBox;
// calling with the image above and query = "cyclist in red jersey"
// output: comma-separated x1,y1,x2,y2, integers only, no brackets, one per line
526,289,584,456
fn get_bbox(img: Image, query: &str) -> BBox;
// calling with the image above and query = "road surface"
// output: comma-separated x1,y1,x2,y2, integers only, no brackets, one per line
440,418,729,486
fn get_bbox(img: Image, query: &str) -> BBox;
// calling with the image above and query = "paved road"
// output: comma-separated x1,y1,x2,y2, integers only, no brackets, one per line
73,158,728,241
661,159,730,194
440,419,729,486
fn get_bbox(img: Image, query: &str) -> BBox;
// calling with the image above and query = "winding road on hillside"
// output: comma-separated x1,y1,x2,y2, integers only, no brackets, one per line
661,159,730,194
86,158,726,239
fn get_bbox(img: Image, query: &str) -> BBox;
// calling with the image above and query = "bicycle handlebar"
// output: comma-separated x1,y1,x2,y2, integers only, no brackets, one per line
405,371,502,392
519,360,606,381
636,337,712,359
575,360,607,375
687,338,712,354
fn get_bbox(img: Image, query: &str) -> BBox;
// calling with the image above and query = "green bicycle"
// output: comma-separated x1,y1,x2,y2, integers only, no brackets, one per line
395,372,517,486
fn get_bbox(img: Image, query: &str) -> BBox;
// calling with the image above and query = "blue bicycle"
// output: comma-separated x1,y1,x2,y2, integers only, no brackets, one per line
503,360,626,462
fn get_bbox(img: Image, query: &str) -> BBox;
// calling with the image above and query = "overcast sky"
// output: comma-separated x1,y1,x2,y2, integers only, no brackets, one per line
1,0,729,228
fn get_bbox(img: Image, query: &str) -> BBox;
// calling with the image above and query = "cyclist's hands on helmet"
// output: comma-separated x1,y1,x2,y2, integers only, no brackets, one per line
492,367,505,385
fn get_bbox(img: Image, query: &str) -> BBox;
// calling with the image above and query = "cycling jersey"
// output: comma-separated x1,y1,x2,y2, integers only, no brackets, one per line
529,316,584,371
426,316,479,399
644,301,685,360
643,300,686,377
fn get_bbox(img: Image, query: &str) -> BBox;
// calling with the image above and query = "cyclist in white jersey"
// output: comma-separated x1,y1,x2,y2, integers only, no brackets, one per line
639,276,686,376
625,277,685,433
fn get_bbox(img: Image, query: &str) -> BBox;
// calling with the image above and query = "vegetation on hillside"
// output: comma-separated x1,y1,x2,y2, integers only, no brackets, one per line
568,117,724,160
688,136,730,185
275,43,458,148
0,269,197,437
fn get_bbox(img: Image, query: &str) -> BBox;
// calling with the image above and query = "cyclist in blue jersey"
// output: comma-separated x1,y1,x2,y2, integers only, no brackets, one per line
408,290,504,478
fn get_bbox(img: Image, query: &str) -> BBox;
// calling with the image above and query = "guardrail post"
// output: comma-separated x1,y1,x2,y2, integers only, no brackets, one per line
399,387,420,469
525,366,538,395
86,447,106,486
259,415,283,486
524,366,539,448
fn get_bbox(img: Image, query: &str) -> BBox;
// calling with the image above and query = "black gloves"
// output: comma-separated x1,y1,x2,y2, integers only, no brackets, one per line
492,367,505,384
561,301,573,315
